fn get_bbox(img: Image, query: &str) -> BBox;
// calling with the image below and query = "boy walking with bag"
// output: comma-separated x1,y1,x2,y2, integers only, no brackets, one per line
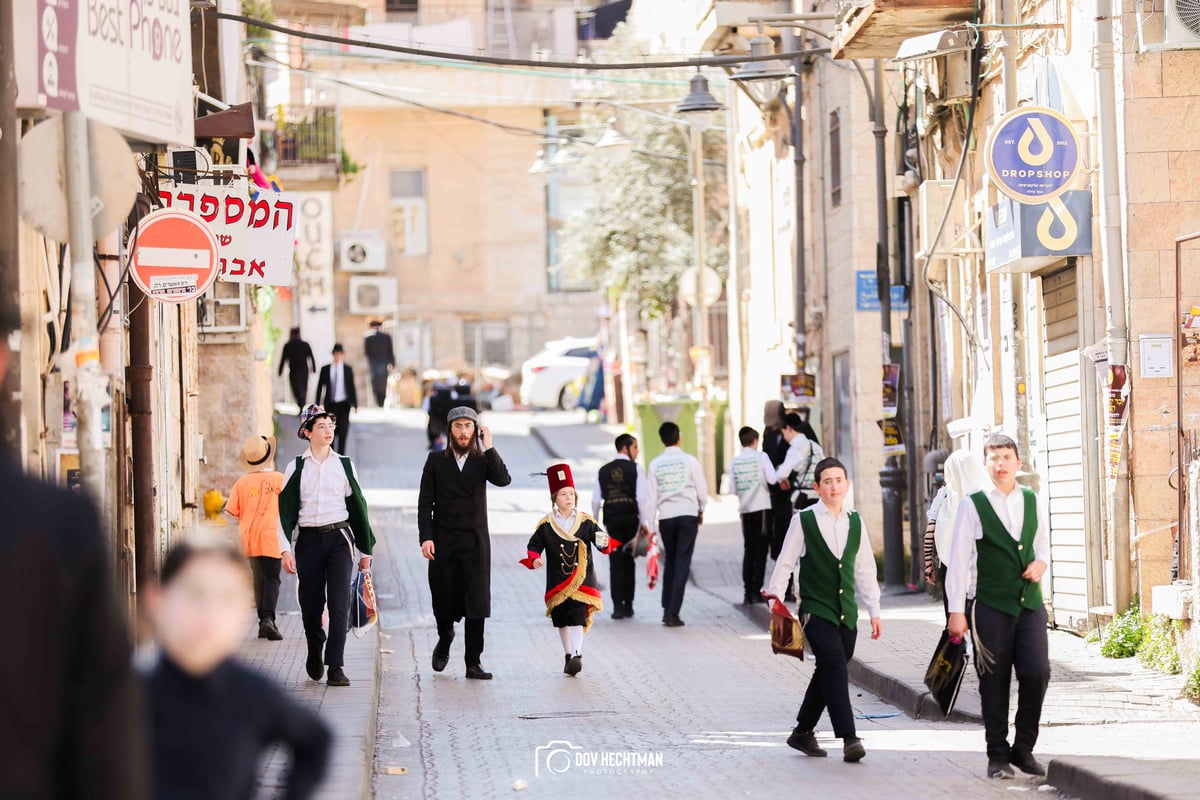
278,404,376,688
766,457,882,763
730,426,778,605
946,434,1051,780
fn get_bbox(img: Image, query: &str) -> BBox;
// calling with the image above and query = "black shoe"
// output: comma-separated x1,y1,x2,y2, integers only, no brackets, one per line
566,655,582,676
1009,751,1046,777
625,605,635,618
612,608,629,620
563,654,572,674
327,667,350,687
432,634,453,673
306,647,324,682
465,664,493,680
786,728,827,757
842,737,866,763
259,619,283,641
988,760,1015,779
743,593,756,606
663,615,685,627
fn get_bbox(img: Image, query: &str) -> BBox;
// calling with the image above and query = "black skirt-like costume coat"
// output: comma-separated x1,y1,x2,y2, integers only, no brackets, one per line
526,513,609,630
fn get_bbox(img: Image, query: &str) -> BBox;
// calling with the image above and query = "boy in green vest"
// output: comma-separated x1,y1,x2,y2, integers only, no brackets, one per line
766,457,882,763
946,434,1050,780
278,404,376,688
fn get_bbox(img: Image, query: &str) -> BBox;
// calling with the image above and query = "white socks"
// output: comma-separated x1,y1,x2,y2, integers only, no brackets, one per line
559,626,585,656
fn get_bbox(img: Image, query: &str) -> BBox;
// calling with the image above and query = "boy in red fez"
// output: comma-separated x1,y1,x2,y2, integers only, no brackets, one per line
521,463,620,676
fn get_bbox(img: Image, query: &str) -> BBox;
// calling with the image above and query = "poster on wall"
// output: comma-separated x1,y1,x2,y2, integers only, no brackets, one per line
781,373,816,404
62,380,112,450
882,364,900,418
1106,365,1129,488
878,418,906,457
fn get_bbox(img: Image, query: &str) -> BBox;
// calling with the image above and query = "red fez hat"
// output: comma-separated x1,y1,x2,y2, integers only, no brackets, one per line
547,463,574,496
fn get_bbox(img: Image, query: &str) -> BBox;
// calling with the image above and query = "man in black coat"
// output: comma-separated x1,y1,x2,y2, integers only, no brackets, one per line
761,400,796,602
417,406,511,679
0,313,147,799
278,327,316,407
315,344,357,454
362,320,395,407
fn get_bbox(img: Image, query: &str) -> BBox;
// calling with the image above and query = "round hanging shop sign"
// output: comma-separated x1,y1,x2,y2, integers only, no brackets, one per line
985,106,1081,203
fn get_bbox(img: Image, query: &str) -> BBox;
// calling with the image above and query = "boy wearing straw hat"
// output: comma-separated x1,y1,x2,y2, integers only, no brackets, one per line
225,434,289,641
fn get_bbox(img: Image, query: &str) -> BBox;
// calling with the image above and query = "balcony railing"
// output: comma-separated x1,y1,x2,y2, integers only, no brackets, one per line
276,106,340,168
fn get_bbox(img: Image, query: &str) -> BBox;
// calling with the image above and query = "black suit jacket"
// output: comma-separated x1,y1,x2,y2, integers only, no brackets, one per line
316,362,358,409
0,460,146,799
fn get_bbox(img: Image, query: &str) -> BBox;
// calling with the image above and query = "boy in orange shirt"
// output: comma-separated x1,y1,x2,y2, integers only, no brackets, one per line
226,435,289,640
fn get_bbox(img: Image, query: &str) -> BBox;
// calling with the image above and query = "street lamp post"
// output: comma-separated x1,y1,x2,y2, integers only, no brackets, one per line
733,21,907,586
676,73,723,491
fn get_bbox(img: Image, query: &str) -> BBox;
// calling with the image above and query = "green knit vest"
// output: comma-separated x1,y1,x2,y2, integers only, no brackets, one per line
798,509,861,629
278,455,375,555
969,489,1041,616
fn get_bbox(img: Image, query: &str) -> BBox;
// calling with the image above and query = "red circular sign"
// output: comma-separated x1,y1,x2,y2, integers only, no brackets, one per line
129,208,220,303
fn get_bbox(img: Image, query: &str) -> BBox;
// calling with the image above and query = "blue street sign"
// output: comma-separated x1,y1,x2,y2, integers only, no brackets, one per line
986,106,1081,203
856,272,909,312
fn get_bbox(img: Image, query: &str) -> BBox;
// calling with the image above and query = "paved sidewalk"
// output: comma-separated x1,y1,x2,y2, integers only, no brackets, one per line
534,419,1200,800
239,607,380,799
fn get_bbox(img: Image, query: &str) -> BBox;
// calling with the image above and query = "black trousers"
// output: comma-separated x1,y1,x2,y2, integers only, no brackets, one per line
328,400,352,454
796,615,859,739
607,516,639,610
740,510,770,599
369,365,388,407
973,603,1050,760
436,616,486,666
659,515,699,617
249,556,281,622
295,526,354,669
288,371,309,408
769,493,793,560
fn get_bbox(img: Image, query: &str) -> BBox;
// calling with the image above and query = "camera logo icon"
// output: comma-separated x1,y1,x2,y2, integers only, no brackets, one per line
534,740,583,777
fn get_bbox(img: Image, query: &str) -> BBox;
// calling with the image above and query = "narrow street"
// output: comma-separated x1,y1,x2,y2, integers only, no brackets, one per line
331,410,1036,799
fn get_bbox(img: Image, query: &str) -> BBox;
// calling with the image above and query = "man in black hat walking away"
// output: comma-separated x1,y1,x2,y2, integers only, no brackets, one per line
363,319,395,408
316,344,357,454
278,327,316,408
418,406,511,679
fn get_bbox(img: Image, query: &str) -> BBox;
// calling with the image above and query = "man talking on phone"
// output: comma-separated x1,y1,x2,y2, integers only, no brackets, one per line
417,407,512,679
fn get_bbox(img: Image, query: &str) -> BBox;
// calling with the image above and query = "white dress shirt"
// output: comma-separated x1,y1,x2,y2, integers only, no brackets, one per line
277,448,364,555
766,500,882,619
455,451,469,472
771,436,824,485
331,362,348,403
944,483,1051,614
646,446,708,523
590,454,656,526
730,447,776,514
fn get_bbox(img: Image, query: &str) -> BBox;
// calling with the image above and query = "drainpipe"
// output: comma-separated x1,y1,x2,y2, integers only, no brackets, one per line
786,29,807,373
1096,0,1131,613
127,272,155,597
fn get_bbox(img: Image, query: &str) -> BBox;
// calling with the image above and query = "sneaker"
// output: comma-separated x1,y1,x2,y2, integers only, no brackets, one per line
327,667,350,687
565,654,582,676
988,760,1015,779
786,728,827,758
1009,750,1046,777
842,737,866,763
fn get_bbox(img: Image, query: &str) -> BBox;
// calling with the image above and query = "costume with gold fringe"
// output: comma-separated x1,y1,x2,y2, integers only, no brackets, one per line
523,511,613,631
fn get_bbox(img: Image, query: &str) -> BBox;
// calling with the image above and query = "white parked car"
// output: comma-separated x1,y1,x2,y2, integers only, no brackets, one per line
520,338,598,410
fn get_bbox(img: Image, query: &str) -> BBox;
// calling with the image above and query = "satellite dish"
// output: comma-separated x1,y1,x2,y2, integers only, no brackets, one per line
18,116,140,243
679,266,723,307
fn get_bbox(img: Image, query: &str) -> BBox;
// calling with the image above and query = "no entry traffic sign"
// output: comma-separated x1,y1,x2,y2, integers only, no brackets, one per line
129,208,221,303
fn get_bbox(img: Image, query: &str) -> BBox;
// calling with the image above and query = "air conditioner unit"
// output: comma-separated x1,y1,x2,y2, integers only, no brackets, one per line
917,180,961,259
1165,0,1200,48
348,276,398,315
339,231,387,272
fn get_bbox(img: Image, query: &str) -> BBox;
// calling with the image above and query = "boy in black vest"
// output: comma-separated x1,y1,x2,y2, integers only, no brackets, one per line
278,404,375,688
766,457,882,763
946,434,1050,780
591,434,654,619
